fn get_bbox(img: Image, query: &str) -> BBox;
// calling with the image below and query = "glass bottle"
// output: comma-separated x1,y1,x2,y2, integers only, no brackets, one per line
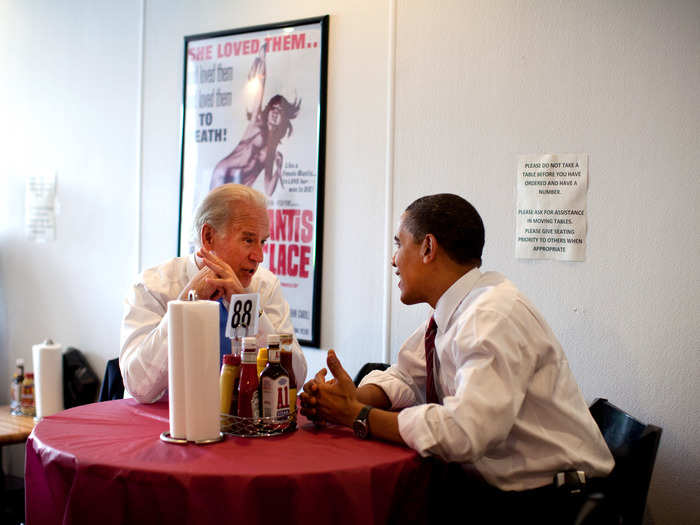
279,333,297,414
259,334,290,422
20,372,35,417
220,354,241,416
10,358,24,415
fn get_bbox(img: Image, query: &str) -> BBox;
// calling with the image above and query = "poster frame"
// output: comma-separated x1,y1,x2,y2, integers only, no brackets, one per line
177,16,329,347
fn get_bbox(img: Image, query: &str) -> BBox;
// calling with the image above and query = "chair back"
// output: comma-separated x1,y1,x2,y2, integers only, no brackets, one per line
353,362,390,386
98,358,124,401
589,398,662,525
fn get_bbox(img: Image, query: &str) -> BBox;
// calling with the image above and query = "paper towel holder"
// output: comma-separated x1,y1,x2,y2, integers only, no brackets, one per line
163,290,224,446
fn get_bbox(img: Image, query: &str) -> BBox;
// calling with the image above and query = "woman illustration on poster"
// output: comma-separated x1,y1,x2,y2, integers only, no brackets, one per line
210,43,301,196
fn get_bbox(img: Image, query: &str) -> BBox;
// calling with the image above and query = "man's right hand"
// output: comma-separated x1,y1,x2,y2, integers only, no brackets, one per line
178,266,221,301
300,367,331,425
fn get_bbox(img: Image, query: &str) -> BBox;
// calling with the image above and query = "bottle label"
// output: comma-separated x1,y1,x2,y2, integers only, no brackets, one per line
21,381,35,416
261,376,290,421
250,390,259,418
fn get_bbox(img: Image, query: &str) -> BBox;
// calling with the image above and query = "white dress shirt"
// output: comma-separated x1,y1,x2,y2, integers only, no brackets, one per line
361,268,614,491
120,255,307,404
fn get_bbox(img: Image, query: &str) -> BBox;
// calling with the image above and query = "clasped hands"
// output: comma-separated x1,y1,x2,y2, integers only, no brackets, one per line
300,350,364,428
179,248,245,302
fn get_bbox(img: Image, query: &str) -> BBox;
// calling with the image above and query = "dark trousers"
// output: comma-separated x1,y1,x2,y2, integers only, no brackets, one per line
425,462,591,525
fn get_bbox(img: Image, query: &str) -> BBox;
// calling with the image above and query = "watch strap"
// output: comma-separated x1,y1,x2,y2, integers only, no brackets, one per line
355,405,371,422
353,405,372,439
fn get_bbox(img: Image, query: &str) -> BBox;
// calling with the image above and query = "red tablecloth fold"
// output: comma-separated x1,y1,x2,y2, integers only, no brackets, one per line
26,399,431,525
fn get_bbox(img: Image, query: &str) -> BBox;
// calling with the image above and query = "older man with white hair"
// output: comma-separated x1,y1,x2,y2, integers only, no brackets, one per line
120,183,306,403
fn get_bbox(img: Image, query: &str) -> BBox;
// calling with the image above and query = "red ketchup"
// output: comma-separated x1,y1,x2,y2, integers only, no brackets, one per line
237,336,260,418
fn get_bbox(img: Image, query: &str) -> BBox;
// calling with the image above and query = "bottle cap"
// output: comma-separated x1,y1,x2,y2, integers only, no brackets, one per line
267,334,280,346
25,373,34,379
243,336,258,349
223,354,241,366
280,333,294,345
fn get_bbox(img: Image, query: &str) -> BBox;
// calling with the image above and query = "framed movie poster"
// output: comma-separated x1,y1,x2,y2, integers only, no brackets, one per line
178,16,328,347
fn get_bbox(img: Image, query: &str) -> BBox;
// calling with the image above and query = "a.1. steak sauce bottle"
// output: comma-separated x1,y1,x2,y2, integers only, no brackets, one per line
259,334,290,423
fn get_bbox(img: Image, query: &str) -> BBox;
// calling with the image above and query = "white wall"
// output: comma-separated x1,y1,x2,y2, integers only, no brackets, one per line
1,1,698,523
391,2,700,524
0,0,142,475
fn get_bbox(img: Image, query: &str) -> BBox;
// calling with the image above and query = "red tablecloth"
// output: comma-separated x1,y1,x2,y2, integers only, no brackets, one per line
26,399,432,525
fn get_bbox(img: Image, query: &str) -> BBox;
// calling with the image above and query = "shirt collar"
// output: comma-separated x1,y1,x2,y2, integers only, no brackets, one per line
433,267,482,332
186,253,199,283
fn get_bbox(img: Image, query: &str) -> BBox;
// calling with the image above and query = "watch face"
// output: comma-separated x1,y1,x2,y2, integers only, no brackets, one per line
353,419,369,439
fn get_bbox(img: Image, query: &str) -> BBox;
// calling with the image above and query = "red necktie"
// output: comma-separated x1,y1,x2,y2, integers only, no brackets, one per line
425,316,439,404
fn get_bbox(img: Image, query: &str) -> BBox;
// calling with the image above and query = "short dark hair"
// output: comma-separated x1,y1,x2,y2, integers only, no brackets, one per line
404,194,485,266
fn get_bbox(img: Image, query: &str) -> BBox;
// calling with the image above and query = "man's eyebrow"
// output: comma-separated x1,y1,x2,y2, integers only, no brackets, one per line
393,235,400,242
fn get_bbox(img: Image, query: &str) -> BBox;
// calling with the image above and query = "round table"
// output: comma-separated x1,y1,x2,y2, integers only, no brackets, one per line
26,399,433,525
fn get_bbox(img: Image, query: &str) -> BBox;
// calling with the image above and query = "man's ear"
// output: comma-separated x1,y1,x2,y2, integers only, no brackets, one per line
421,234,438,263
201,223,215,250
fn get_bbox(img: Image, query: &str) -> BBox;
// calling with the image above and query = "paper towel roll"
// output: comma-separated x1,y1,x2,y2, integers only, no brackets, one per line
32,341,64,419
167,299,221,442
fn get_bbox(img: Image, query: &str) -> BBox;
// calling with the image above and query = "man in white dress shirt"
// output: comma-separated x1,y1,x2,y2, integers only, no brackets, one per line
300,193,613,522
120,184,307,404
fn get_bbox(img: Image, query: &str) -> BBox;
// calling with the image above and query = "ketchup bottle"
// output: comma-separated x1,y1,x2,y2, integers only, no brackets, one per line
237,337,260,418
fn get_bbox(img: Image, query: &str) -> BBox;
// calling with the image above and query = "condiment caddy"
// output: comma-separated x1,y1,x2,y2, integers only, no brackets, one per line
219,333,297,438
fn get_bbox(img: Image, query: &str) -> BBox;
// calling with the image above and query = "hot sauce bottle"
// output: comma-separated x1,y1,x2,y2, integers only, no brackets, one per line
259,335,290,422
21,372,35,417
279,333,297,413
237,337,260,418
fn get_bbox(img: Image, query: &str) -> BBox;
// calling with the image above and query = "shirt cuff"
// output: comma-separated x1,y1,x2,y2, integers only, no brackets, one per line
359,370,418,410
397,404,440,457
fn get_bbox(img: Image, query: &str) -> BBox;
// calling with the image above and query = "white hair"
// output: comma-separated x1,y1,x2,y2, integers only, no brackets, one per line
192,184,267,248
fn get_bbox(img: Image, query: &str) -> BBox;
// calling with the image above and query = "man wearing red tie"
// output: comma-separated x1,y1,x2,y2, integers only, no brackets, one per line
300,193,613,523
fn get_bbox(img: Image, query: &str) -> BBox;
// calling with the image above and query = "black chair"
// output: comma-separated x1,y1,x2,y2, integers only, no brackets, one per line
353,362,390,386
98,358,124,401
579,398,663,525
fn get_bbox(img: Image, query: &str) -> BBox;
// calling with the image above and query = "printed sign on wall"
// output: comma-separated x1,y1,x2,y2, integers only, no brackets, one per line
516,154,588,261
26,173,57,242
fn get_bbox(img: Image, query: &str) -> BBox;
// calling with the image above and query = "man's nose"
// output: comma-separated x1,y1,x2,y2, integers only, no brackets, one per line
391,253,397,267
251,244,264,262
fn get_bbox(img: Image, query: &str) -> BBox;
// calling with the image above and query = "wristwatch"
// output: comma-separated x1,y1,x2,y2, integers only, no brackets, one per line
353,406,372,439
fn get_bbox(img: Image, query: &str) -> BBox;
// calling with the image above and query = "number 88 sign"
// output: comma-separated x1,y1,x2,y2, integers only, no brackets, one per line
225,293,260,338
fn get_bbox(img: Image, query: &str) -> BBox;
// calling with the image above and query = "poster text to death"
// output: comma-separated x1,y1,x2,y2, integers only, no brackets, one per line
189,34,317,62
